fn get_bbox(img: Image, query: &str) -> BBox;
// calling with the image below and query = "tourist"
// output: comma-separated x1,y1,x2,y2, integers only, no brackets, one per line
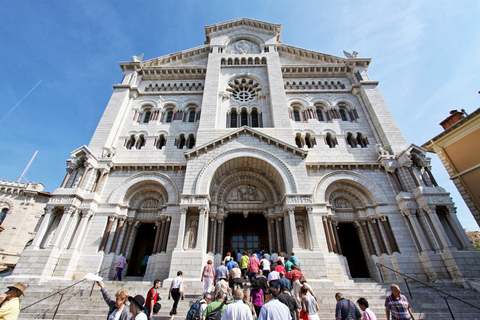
287,265,303,302
284,259,293,273
277,252,285,265
278,272,291,291
168,271,184,318
274,261,286,275
140,254,149,276
201,260,215,293
216,261,229,283
263,251,271,263
256,270,268,299
0,282,27,320
240,251,250,280
224,252,232,263
243,290,256,319
129,295,147,320
289,252,299,267
267,266,280,289
277,285,300,320
249,279,264,317
301,285,319,320
260,254,271,277
144,279,161,319
270,252,278,265
298,277,315,298
237,251,242,263
214,276,229,298
335,292,362,320
114,254,127,281
247,252,261,284
258,287,291,320
226,258,239,271
203,291,227,320
200,293,212,316
222,288,253,320
385,284,415,320
229,265,243,290
356,297,377,320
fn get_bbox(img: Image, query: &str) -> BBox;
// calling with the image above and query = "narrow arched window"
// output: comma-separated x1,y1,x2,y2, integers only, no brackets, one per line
178,134,186,149
126,135,136,150
326,133,337,148
142,111,151,124
251,109,259,127
165,111,173,123
188,110,196,122
230,110,238,128
357,133,368,148
241,110,248,126
0,208,8,225
295,134,303,148
136,135,145,149
187,134,196,149
339,108,349,121
293,109,301,122
316,108,324,121
156,134,166,149
305,133,313,148
347,132,357,148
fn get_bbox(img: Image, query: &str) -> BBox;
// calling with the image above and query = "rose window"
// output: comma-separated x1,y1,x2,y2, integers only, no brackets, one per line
227,78,262,102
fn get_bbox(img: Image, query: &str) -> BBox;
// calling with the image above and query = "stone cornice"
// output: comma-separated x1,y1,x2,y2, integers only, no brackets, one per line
306,163,382,170
184,126,308,160
204,18,282,44
281,65,351,78
140,67,207,81
111,164,187,172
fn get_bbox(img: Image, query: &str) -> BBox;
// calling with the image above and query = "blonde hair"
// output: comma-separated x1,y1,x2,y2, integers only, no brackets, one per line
115,289,129,303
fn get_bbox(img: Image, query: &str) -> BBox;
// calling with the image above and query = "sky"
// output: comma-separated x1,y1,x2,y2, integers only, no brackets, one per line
1,1,479,231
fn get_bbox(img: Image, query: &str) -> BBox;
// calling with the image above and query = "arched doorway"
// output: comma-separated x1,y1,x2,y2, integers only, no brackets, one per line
126,223,156,276
223,213,269,256
337,223,370,278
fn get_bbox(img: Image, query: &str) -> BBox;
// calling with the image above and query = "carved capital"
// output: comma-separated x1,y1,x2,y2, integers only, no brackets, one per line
287,206,295,215
64,206,77,216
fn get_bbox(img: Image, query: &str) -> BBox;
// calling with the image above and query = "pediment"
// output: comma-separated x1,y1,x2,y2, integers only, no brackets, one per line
204,18,282,44
183,126,308,160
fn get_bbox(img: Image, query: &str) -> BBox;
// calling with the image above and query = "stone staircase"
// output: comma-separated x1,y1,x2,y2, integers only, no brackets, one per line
12,278,480,319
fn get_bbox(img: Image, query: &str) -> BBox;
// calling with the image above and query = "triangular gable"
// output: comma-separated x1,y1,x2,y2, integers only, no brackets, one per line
184,126,308,160
204,18,282,44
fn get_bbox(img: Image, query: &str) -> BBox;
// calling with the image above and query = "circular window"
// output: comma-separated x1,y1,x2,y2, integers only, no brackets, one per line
227,78,261,102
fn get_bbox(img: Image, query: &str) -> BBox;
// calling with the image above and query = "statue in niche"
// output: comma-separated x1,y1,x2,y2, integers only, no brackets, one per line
187,220,198,249
335,198,351,208
296,220,305,248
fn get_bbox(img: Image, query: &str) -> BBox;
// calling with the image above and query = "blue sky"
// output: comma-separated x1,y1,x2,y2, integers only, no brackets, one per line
1,1,479,231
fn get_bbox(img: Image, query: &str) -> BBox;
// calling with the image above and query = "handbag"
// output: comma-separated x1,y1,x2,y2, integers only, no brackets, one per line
300,309,309,320
153,302,161,314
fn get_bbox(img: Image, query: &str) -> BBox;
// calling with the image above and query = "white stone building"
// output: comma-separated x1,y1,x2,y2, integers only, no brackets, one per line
0,180,50,269
11,18,480,286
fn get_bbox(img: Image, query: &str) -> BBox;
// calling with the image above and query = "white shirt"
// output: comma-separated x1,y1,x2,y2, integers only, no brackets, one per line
133,313,148,320
264,253,271,262
221,300,253,320
261,258,271,271
268,271,280,281
258,299,292,320
172,276,182,289
270,253,278,264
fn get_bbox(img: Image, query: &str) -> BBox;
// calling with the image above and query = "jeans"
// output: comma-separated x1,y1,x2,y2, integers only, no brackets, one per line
248,272,257,284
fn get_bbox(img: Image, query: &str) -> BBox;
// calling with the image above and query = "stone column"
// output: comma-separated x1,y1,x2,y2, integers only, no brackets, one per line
175,207,188,250
331,219,342,255
77,164,92,189
359,219,375,256
327,219,339,254
276,215,285,253
368,218,388,254
445,205,473,249
381,217,399,253
110,217,126,254
425,168,438,187
407,167,420,187
70,210,94,250
52,206,76,248
161,216,171,252
196,206,208,250
306,206,319,249
287,207,299,249
120,218,134,255
322,216,334,253
153,220,162,254
416,210,440,252
267,217,275,253
99,216,116,252
208,215,215,253
423,205,454,250
93,169,109,193
60,168,73,188
215,218,223,254
31,206,55,248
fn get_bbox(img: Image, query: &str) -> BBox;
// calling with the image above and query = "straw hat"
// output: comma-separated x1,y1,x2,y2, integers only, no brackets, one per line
7,282,27,296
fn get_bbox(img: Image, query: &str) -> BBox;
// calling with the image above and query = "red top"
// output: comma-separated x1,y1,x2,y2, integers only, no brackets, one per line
145,288,158,307
275,265,286,274
288,270,303,282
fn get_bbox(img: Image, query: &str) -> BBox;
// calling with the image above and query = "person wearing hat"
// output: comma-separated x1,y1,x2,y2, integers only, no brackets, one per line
129,295,147,320
0,282,26,320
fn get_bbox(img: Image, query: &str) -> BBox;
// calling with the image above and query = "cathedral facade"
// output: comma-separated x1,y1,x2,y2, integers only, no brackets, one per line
12,18,480,286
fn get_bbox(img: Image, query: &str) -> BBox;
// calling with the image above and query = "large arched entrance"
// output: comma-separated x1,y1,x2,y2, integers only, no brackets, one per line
223,213,269,256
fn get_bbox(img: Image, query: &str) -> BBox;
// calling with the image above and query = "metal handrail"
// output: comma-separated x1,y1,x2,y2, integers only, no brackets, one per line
376,263,480,314
21,265,111,311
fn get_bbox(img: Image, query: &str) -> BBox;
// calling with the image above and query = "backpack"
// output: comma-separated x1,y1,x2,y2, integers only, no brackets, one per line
205,301,225,320
186,300,205,320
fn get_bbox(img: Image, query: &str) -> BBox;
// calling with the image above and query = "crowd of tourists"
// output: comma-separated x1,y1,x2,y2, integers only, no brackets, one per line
0,251,414,320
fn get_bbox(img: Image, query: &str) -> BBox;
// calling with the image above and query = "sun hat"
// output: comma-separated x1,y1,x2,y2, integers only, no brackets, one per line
7,282,27,296
128,295,145,309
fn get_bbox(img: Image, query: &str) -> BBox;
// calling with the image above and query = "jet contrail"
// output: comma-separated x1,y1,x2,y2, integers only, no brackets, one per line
0,79,43,124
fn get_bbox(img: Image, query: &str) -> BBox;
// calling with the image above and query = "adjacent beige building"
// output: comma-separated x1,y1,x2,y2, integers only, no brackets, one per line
8,19,480,287
423,108,480,228
0,180,50,269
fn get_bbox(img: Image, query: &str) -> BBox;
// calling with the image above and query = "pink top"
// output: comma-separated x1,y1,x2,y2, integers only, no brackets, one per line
250,289,264,307
363,308,377,320
203,264,214,278
247,256,260,273
117,256,126,268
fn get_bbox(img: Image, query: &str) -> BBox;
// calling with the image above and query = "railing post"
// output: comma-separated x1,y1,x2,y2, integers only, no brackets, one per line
404,279,413,299
376,263,384,283
90,281,96,297
444,296,455,320
52,293,64,320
